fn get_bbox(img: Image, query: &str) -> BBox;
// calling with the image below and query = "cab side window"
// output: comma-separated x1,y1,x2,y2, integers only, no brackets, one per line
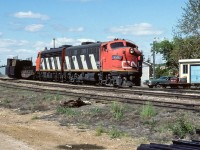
103,45,107,51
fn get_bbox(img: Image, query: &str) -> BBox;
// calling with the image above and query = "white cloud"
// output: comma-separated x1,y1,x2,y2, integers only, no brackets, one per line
13,11,49,20
0,39,30,61
16,49,34,53
25,24,44,32
53,24,84,33
106,35,117,40
77,38,95,43
68,27,84,32
109,23,163,36
0,39,29,49
34,37,96,50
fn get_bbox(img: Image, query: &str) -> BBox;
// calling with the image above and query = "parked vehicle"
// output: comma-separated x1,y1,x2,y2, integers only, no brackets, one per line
143,76,177,88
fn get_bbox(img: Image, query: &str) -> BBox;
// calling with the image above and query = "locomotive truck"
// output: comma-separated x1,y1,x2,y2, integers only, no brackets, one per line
6,39,143,87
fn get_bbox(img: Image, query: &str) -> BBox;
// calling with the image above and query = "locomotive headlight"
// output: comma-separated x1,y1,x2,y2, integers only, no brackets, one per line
129,48,134,54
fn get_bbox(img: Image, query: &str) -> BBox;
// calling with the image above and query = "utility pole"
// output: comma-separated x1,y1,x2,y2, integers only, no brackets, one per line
152,38,156,79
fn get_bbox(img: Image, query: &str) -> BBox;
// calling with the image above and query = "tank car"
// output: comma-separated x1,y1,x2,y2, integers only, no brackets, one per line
34,39,143,86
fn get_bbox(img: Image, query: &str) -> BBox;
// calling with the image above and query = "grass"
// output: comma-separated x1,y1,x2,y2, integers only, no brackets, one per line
54,93,63,101
57,106,80,116
95,125,105,136
140,102,157,119
110,102,124,120
108,127,126,139
90,107,104,115
31,115,39,120
168,114,195,138
42,93,54,101
3,98,11,104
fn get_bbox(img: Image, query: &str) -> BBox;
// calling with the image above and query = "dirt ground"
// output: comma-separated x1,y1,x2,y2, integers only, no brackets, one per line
0,108,142,150
0,85,200,150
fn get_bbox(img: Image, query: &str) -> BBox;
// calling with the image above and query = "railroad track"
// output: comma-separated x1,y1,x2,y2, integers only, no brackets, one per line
1,78,200,100
0,79,200,112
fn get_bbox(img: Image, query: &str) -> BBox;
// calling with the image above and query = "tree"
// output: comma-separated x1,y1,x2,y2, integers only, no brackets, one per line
151,0,200,70
151,39,176,68
174,0,200,60
177,0,200,36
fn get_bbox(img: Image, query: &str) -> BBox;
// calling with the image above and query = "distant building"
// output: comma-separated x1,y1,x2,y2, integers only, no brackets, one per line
141,61,152,86
159,65,167,70
179,59,200,83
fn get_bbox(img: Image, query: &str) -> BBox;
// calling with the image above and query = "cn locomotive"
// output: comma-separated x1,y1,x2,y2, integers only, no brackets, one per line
6,39,143,87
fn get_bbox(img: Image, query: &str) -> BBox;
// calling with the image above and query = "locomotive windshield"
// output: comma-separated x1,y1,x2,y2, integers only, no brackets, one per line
110,42,124,49
126,42,137,48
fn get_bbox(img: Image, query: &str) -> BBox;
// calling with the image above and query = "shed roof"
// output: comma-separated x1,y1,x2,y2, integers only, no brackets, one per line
179,59,200,63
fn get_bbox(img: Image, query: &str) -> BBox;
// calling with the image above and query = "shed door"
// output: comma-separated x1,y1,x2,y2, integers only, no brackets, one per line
190,65,200,83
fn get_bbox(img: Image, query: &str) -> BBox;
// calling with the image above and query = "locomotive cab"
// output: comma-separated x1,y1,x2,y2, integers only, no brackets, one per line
100,39,143,86
101,40,141,71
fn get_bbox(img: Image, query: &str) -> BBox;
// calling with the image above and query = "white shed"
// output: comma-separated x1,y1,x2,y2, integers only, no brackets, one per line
179,59,200,83
141,61,151,86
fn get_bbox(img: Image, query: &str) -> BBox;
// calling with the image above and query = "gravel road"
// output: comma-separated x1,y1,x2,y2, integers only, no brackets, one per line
0,133,34,150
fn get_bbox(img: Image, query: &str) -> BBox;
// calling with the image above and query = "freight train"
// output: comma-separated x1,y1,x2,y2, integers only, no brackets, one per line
6,39,143,87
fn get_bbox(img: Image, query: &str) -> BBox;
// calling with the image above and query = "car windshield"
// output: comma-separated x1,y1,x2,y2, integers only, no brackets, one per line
159,76,168,80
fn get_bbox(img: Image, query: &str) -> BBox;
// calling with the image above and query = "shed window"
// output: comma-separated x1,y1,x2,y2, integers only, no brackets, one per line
183,64,188,74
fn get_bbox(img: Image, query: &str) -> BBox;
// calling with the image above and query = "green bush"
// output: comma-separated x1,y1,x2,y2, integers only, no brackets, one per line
140,102,157,119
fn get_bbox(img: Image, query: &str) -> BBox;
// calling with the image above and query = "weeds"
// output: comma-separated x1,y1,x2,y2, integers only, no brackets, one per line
57,106,80,116
31,115,39,120
90,107,103,115
77,124,89,129
110,102,124,120
54,93,63,101
3,98,11,104
108,127,126,138
140,102,156,119
169,114,195,138
42,93,54,101
95,125,105,136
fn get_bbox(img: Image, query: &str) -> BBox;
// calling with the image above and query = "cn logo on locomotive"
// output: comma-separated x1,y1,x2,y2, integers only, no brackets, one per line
122,61,137,69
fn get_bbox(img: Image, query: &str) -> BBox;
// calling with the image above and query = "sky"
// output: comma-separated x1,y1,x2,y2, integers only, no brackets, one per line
0,0,188,68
